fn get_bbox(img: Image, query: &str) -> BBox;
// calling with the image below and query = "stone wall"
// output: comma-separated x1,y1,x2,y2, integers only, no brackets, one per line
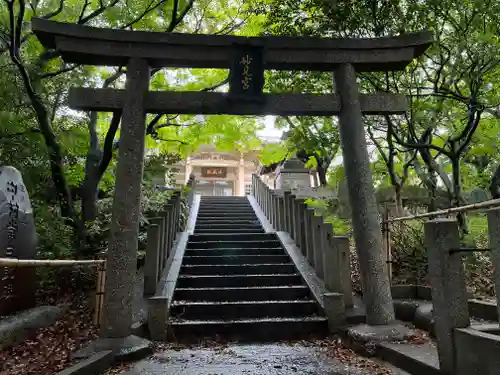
454,327,500,375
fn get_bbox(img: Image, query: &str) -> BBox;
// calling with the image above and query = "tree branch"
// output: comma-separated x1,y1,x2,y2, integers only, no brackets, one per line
98,111,121,177
42,0,65,20
166,0,194,32
79,0,121,25
38,63,79,79
121,0,169,29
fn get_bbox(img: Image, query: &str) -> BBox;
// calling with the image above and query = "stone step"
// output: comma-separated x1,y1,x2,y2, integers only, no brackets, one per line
196,212,258,218
195,216,258,222
194,223,263,229
196,217,259,222
170,300,319,320
180,263,296,275
198,207,256,212
187,240,282,249
173,285,311,302
189,233,276,242
195,219,262,228
198,204,253,208
377,342,440,375
167,316,328,342
194,228,266,234
184,248,286,257
176,273,303,288
183,254,290,265
200,197,248,200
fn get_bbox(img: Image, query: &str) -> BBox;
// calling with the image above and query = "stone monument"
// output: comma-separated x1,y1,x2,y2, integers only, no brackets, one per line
0,166,37,316
275,155,312,191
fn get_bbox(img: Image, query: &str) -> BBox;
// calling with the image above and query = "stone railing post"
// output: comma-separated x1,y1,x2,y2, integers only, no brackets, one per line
144,223,160,296
147,296,168,341
186,174,195,209
149,216,164,276
296,200,308,253
304,208,315,265
323,292,346,331
424,219,470,374
272,193,279,229
161,207,171,268
273,192,280,228
311,215,325,278
323,223,341,293
336,236,354,308
259,180,266,209
283,191,292,233
289,193,297,239
269,191,275,226
293,198,304,249
487,209,500,323
251,174,256,197
323,233,353,308
170,193,180,247
263,183,269,218
253,174,258,200
276,194,285,231
268,187,273,221
260,179,265,208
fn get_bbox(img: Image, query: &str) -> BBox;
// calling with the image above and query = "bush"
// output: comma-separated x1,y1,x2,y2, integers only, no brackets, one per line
388,214,495,298
33,199,73,260
86,185,178,253
389,220,428,285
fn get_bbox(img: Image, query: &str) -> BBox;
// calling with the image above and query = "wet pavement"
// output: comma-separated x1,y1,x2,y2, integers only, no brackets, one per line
123,343,409,375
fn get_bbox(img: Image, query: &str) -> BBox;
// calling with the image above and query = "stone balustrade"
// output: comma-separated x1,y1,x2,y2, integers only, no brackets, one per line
421,213,500,375
255,172,500,374
143,175,196,296
252,174,354,310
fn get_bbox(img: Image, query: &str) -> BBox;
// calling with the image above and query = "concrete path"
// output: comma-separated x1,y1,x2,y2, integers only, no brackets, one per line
123,343,409,375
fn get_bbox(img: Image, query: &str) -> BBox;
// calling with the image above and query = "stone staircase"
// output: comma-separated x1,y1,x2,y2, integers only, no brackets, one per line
168,196,328,341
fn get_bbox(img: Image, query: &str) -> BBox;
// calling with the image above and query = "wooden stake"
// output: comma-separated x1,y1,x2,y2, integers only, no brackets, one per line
93,257,107,327
384,206,392,282
0,258,104,267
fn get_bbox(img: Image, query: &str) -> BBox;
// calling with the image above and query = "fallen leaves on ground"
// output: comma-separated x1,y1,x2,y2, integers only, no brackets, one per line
102,362,135,375
0,293,98,375
404,328,430,345
294,337,394,375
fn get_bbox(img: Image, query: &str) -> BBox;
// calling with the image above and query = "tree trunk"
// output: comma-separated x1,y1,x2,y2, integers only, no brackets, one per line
451,156,468,234
316,163,328,186
489,163,500,199
9,44,79,233
394,184,403,216
82,111,103,222
428,171,437,213
31,94,76,219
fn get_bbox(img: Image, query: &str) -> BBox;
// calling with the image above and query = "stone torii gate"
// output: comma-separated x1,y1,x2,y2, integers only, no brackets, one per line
32,18,431,349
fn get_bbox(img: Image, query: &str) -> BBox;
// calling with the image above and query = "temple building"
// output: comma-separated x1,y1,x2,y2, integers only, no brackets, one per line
171,144,260,196
170,140,321,196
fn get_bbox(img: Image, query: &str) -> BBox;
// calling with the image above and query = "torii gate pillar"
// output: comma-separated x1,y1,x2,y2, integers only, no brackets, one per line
334,64,394,325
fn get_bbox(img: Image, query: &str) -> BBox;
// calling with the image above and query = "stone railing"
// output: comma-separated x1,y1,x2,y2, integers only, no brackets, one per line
420,212,500,375
382,199,500,375
143,174,196,296
251,173,353,311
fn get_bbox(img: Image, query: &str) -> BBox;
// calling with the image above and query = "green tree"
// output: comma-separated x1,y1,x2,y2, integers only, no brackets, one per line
1,0,264,252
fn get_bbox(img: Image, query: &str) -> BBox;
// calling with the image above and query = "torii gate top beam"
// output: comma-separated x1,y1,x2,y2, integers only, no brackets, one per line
32,18,432,72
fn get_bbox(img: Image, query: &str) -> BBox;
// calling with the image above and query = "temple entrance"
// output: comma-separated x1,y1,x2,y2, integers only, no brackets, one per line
196,180,234,196
31,17,431,338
